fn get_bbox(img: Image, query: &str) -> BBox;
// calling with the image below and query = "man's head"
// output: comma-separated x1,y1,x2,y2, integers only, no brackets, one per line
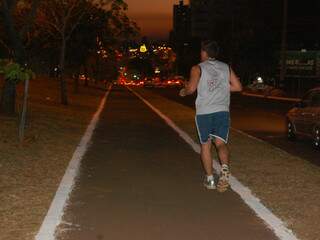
201,40,219,61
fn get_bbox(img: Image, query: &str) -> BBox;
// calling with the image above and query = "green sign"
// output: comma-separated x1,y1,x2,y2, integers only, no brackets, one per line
284,51,320,77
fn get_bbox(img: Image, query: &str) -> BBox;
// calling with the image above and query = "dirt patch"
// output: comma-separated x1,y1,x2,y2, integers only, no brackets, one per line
135,87,320,240
0,77,106,240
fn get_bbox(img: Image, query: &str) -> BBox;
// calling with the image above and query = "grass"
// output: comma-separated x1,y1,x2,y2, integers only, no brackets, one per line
134,87,320,240
0,76,106,240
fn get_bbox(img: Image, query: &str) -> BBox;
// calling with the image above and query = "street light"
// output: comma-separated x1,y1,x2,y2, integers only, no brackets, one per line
140,44,148,53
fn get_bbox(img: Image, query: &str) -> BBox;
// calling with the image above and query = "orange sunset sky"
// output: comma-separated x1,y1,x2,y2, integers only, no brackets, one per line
126,0,184,39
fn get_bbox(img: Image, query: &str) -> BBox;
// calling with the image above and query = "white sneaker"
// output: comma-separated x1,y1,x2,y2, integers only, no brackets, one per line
203,177,216,190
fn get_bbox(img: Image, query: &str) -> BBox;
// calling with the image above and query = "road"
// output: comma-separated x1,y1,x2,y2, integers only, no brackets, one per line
56,86,277,240
147,88,319,166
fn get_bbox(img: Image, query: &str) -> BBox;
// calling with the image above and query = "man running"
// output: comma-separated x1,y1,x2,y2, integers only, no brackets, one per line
179,41,242,192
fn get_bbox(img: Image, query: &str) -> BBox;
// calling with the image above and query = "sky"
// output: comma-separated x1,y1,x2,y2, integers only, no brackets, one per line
125,0,183,40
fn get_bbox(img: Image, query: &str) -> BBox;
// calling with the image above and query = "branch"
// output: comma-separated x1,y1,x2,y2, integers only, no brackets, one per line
20,0,41,38
39,18,63,35
0,38,11,54
65,1,94,40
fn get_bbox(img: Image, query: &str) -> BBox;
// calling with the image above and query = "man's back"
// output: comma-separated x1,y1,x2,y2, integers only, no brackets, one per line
196,59,230,115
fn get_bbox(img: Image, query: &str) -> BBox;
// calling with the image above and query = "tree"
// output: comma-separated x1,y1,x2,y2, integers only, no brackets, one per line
0,60,34,120
0,0,139,114
0,0,40,114
36,0,91,104
36,0,138,104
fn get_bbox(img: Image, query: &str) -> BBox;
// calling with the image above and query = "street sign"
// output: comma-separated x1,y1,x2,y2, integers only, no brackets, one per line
284,51,320,78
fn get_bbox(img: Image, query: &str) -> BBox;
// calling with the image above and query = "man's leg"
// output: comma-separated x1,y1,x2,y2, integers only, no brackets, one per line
214,138,229,166
201,140,216,189
201,141,213,176
215,138,230,192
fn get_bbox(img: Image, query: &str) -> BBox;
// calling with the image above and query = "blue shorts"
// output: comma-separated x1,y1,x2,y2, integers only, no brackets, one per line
195,111,230,144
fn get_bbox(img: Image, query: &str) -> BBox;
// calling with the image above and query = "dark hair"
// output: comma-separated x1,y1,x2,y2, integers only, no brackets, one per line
201,40,219,58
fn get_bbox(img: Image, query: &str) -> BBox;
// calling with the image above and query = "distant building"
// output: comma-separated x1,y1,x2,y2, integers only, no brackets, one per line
171,0,194,75
190,0,213,40
172,0,191,44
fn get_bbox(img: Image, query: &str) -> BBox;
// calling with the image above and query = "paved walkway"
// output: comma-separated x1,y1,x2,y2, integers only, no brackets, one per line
56,87,278,240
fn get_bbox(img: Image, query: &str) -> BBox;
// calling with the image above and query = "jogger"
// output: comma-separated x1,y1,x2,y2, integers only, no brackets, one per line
179,40,242,191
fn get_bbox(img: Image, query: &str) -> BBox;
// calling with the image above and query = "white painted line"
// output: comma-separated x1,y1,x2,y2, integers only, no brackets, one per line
35,85,112,240
242,92,300,102
129,87,299,240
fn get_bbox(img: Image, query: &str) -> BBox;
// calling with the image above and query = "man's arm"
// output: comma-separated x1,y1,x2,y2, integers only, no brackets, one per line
229,68,242,92
179,65,201,97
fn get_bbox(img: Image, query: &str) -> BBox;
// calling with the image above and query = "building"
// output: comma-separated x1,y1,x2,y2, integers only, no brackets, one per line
172,0,191,44
170,0,194,75
190,0,213,40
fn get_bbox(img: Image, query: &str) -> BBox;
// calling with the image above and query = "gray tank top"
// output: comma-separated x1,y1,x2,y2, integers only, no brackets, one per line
196,59,230,115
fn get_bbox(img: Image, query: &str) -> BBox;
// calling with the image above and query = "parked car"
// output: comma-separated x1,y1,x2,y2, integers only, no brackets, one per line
286,88,320,149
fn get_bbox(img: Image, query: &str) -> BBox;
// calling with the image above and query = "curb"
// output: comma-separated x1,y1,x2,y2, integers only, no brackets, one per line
242,92,301,102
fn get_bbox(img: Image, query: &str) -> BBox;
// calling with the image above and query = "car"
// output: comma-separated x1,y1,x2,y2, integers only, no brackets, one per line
79,74,89,81
144,77,162,88
152,77,163,88
144,77,154,88
124,80,135,86
286,88,320,149
163,78,183,88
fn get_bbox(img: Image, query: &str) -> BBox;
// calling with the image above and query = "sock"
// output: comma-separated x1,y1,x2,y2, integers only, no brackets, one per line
206,175,214,181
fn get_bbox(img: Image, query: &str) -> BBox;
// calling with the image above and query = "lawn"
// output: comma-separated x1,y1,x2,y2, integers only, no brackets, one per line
0,76,106,240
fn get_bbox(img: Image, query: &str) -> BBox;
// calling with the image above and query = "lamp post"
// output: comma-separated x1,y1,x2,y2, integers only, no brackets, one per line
279,0,288,88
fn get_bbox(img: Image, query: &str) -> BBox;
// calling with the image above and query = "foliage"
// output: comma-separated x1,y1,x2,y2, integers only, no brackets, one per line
24,0,139,74
0,59,35,83
0,0,139,72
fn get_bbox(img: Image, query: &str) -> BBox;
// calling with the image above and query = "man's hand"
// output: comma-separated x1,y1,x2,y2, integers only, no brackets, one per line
179,88,187,97
178,65,201,97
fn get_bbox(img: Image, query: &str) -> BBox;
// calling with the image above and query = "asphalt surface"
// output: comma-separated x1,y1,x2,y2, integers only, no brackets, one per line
148,88,320,166
56,87,277,240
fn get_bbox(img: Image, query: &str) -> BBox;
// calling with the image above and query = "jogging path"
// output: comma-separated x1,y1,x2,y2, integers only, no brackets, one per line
54,86,278,240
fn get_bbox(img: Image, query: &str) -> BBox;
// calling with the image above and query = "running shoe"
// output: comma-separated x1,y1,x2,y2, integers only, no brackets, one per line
203,177,216,190
217,164,230,192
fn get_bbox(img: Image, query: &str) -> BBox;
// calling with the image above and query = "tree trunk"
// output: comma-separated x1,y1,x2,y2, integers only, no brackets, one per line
73,72,79,93
84,65,89,87
19,78,30,142
59,37,68,105
0,80,16,115
1,1,24,116
1,0,26,63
